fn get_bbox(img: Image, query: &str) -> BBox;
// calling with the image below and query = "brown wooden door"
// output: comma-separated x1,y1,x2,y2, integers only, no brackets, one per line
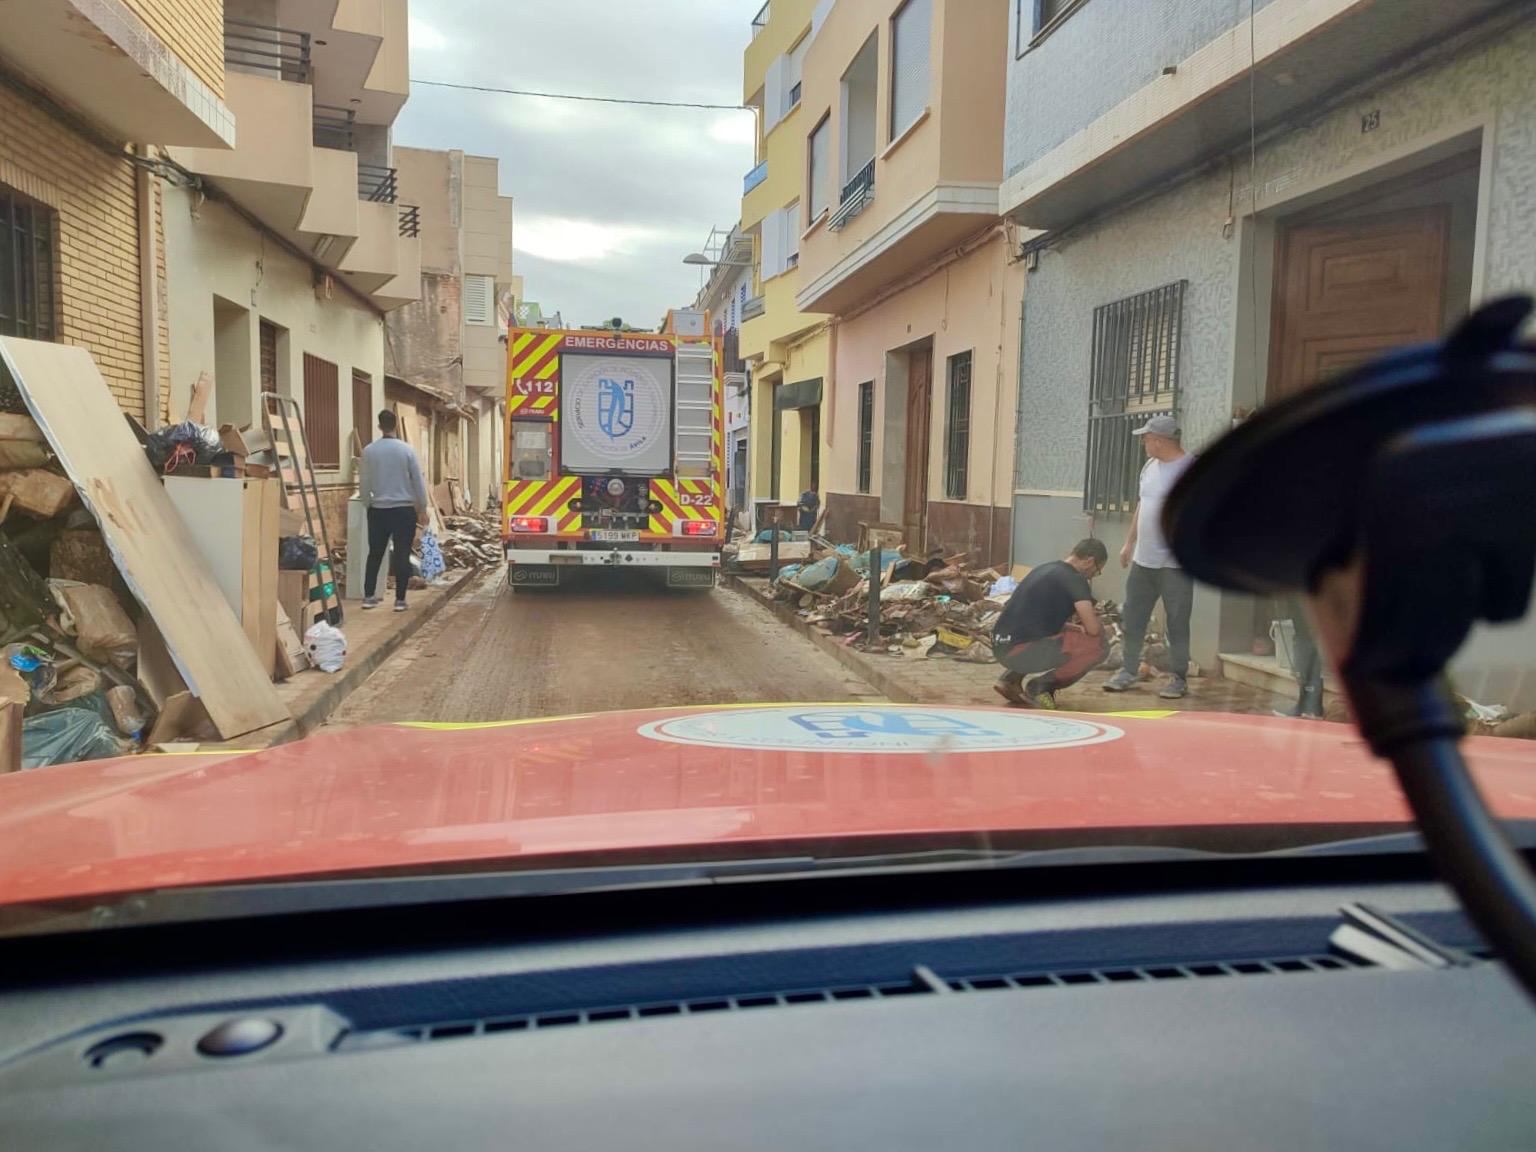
1269,205,1448,402
259,321,278,394
902,346,932,551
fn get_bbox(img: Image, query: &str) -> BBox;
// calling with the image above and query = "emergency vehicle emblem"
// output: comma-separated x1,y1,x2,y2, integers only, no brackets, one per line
597,377,635,438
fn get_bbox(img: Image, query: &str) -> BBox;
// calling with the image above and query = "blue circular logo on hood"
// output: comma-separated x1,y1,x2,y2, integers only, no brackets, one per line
637,707,1123,755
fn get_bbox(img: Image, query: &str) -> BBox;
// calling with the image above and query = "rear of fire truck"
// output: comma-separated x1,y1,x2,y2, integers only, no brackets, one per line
502,309,723,589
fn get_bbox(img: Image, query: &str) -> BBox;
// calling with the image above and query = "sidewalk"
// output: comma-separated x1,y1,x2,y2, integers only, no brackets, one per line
220,567,480,749
727,574,1284,716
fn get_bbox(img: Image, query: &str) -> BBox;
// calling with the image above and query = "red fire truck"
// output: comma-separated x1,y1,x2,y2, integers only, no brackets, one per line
501,309,723,589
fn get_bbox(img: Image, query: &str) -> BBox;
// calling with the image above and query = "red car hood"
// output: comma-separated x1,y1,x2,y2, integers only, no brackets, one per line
2,703,1534,907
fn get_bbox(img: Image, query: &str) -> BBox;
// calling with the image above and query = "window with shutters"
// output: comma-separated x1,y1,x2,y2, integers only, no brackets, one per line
761,202,800,280
890,0,931,140
808,115,831,222
352,369,373,452
302,353,341,469
856,380,874,494
0,187,56,342
943,351,971,500
464,274,495,325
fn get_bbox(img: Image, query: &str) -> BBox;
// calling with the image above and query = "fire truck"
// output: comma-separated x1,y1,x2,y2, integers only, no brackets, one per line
501,309,724,589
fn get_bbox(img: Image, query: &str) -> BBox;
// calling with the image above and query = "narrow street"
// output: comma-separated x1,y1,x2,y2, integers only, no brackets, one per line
327,572,883,727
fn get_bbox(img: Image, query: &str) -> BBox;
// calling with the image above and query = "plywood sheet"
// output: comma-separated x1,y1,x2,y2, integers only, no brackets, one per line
244,479,279,677
0,338,286,738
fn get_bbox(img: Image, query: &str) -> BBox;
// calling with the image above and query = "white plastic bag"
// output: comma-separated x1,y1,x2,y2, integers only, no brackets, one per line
303,621,348,674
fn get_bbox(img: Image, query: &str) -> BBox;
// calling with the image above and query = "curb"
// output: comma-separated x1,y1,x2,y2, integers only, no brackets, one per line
262,567,480,746
724,573,921,703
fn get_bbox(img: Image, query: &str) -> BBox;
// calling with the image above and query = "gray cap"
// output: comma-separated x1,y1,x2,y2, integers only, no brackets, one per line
1131,414,1180,439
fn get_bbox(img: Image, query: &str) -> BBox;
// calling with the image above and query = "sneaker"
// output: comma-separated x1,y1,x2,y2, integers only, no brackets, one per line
1158,675,1188,700
1102,668,1137,693
1023,678,1057,710
361,597,381,610
393,601,407,612
993,678,1026,706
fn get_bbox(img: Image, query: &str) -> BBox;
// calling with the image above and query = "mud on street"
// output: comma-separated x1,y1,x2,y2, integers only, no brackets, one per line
327,571,884,728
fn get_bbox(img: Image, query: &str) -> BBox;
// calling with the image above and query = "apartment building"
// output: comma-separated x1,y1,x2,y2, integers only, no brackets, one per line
740,0,831,527
1001,0,1535,708
387,147,515,510
797,0,1018,563
0,0,236,422
689,225,754,514
163,0,419,539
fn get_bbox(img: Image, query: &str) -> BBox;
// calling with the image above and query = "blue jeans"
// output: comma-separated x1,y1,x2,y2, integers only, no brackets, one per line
1121,563,1194,676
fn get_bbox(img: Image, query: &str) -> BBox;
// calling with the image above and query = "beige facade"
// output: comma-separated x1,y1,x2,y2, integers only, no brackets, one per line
796,0,1019,563
388,148,514,509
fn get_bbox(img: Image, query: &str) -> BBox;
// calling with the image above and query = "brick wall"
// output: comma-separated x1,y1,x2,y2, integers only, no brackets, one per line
121,0,225,99
0,82,169,421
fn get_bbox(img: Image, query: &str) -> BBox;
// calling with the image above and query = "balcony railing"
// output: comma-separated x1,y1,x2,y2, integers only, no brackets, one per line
312,103,356,151
398,203,421,238
742,294,765,321
743,159,769,196
751,1,770,38
224,19,310,83
358,163,398,204
829,157,875,231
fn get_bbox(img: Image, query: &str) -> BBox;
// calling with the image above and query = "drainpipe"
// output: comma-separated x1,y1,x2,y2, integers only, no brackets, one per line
135,145,161,424
988,251,1010,567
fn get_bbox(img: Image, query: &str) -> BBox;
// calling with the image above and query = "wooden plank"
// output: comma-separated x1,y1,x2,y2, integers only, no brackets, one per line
244,478,279,677
0,468,76,517
0,665,27,774
165,477,246,610
277,569,308,635
147,691,213,744
184,371,213,424
274,600,308,677
0,338,287,739
136,616,186,709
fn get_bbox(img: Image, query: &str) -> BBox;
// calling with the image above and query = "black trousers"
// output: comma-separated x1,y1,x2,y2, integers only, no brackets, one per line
365,505,416,601
1121,562,1194,676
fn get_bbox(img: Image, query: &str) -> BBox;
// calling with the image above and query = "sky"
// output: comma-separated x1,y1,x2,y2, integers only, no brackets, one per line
396,0,758,328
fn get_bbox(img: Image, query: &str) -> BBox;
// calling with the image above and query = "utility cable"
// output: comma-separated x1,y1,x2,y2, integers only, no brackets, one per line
413,79,747,112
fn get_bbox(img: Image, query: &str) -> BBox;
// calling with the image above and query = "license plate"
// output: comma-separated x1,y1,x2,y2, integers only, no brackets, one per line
509,565,559,586
667,568,715,588
590,530,640,542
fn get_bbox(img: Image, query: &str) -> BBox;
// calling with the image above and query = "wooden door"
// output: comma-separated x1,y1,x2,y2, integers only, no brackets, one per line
259,320,278,393
902,346,932,551
1269,205,1448,401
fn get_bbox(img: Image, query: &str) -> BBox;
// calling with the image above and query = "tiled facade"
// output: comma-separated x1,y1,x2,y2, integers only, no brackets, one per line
121,0,226,98
0,82,169,420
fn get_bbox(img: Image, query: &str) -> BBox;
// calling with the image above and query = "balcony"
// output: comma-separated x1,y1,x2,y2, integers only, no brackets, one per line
224,19,311,83
339,201,401,294
751,2,771,39
276,0,410,127
794,0,1009,315
1000,0,1516,231
829,158,874,231
358,163,399,204
313,104,357,151
372,233,422,312
0,0,234,148
398,204,421,238
742,294,766,321
743,159,770,196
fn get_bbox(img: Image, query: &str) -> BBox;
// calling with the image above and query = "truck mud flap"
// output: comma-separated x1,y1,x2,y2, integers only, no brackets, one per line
666,568,715,589
507,564,560,588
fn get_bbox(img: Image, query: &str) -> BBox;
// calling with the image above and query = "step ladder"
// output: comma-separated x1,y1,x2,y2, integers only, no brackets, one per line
261,392,342,628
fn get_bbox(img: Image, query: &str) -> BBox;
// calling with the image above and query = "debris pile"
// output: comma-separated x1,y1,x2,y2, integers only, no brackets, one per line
768,542,1011,662
440,512,503,570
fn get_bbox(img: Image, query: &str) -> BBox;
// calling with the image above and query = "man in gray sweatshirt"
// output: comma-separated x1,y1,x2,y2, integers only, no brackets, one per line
359,408,429,611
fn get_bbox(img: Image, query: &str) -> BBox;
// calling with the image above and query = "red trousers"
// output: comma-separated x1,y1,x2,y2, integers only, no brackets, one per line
994,628,1107,690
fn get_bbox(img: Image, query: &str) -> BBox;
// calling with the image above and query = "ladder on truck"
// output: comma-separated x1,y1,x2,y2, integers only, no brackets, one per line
261,392,343,629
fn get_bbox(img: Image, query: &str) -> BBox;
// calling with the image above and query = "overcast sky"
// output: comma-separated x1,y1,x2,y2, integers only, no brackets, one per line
396,0,757,328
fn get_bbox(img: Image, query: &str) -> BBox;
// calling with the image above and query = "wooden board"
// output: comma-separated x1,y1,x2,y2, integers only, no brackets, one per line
244,478,279,677
136,616,186,709
0,338,287,739
184,370,212,424
274,600,308,678
277,569,309,635
147,691,213,745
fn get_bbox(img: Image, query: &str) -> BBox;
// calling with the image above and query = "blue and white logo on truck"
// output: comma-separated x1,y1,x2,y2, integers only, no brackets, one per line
637,707,1124,754
564,353,670,472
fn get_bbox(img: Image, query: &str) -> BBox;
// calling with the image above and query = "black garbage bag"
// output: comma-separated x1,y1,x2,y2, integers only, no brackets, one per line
145,421,222,473
279,535,319,571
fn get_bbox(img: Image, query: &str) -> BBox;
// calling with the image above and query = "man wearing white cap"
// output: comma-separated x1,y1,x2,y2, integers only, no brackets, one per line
1103,413,1196,699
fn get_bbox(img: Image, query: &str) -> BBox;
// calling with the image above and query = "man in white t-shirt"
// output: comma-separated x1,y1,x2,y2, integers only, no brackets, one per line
1103,413,1196,699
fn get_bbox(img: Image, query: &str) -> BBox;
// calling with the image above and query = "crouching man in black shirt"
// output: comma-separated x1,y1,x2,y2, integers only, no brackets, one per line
992,539,1109,709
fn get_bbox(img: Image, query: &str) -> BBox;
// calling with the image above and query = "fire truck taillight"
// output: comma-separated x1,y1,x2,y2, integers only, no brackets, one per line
677,520,715,537
510,515,550,533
